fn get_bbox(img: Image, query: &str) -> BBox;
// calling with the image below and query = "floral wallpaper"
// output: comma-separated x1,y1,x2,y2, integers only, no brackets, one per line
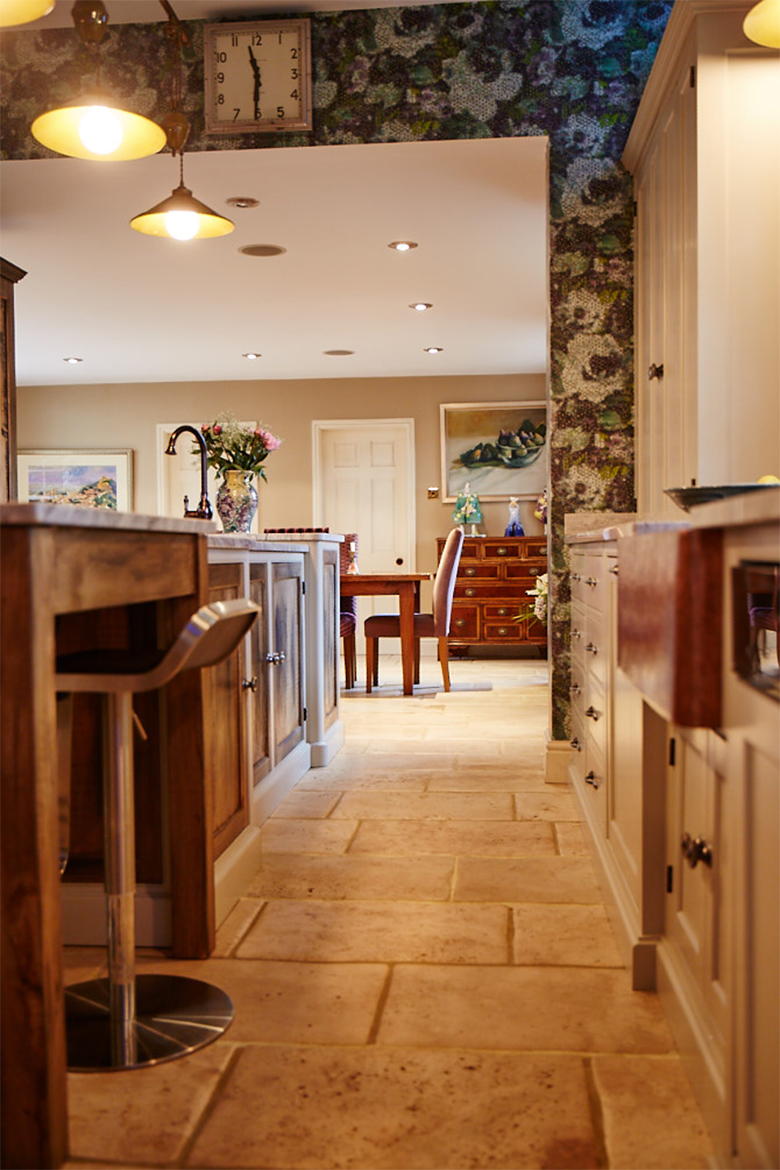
0,0,673,740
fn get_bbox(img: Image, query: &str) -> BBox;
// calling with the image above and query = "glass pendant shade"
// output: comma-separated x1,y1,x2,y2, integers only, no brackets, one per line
31,90,166,161
130,183,235,240
743,0,780,46
0,0,54,26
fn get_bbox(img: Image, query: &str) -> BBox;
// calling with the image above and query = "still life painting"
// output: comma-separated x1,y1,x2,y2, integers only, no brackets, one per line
18,450,133,511
440,402,548,501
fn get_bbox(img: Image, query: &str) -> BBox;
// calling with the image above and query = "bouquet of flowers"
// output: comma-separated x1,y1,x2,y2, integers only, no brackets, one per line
200,412,282,480
515,572,548,625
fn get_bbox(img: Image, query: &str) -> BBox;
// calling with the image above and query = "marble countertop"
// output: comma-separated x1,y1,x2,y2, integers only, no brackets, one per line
565,488,779,544
0,502,216,534
208,533,308,552
687,484,780,529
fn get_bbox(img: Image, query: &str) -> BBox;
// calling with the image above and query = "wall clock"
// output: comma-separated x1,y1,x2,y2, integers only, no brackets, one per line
203,19,312,134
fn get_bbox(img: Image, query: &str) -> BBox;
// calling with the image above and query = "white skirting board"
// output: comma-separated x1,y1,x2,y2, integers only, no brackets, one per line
309,719,345,768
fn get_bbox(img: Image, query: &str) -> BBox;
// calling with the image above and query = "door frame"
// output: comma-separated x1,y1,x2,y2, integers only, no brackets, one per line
311,417,417,569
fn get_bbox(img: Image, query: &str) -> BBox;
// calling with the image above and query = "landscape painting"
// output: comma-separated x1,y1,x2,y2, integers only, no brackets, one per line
18,450,133,511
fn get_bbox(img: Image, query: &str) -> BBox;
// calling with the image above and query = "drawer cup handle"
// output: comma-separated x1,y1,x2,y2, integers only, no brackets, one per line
584,771,600,788
681,832,713,868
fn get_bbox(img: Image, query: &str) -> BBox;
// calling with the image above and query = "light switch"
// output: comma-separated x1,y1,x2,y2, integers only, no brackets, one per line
427,486,439,499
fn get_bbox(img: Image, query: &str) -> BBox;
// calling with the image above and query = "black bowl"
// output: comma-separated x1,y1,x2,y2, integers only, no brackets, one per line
664,483,778,512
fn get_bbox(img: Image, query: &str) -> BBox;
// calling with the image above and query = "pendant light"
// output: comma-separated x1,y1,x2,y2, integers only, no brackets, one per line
130,4,233,241
30,1,165,161
0,1,54,27
743,0,780,46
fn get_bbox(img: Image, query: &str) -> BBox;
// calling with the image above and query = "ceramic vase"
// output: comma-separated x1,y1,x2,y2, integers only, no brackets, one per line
216,469,258,533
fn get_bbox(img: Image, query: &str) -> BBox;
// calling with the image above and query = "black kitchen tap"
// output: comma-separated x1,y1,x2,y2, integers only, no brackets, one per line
164,425,213,520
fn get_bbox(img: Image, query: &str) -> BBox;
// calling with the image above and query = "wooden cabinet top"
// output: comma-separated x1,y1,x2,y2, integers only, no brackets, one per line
437,534,547,561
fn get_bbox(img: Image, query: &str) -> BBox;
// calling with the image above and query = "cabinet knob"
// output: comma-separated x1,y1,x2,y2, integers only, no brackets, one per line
497,547,508,556
608,564,619,576
465,567,476,576
465,588,476,597
572,628,582,640
584,771,601,788
585,642,598,655
584,705,600,721
265,651,286,666
681,832,713,868
572,572,581,583
648,362,665,381
570,682,580,695
497,627,508,636
241,676,258,692
497,607,508,616
454,619,465,628
585,577,597,587
570,737,582,751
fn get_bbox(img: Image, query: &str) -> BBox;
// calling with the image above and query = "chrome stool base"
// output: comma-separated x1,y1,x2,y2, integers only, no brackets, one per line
65,974,234,1071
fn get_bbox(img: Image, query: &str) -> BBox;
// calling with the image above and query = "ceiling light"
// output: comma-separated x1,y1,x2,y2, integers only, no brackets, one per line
63,356,83,364
424,347,443,354
30,2,165,161
239,245,287,257
130,8,233,241
227,197,260,209
323,350,355,356
243,352,261,360
410,302,433,312
0,1,54,28
743,0,780,45
388,241,417,252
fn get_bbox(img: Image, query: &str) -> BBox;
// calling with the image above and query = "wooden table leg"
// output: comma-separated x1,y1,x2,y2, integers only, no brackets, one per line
1,527,69,1169
398,582,415,695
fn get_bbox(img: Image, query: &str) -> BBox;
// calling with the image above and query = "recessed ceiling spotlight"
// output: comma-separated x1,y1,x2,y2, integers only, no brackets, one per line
63,356,83,363
388,240,417,251
323,349,355,356
239,244,287,257
226,196,259,209
424,347,444,354
243,352,261,360
410,302,432,312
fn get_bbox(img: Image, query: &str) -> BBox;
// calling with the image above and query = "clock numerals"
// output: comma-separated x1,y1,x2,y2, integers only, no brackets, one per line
204,18,312,135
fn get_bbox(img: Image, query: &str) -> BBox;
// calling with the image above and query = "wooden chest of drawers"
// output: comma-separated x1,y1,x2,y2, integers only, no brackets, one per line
437,534,547,652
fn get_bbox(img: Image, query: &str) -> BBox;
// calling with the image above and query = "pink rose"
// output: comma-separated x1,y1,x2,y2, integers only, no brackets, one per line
213,424,222,435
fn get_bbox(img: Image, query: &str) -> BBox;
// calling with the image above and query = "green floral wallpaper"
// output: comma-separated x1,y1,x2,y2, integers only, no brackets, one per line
0,0,673,740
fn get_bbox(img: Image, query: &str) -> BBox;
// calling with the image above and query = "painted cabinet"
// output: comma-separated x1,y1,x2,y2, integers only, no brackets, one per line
623,0,780,516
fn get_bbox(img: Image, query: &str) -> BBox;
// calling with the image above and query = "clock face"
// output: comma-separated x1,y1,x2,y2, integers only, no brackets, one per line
204,19,312,134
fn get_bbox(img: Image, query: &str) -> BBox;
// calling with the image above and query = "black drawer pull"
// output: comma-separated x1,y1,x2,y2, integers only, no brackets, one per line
570,682,580,695
585,642,597,655
681,832,713,868
570,737,582,751
242,676,258,692
572,572,581,582
584,706,600,721
584,771,600,788
572,628,582,640
586,577,597,587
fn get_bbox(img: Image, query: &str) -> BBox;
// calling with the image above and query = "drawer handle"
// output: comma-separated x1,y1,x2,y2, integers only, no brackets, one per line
609,564,619,576
571,572,581,583
570,682,580,695
465,588,476,597
266,651,286,666
465,567,476,576
570,737,582,751
648,362,664,381
455,619,465,628
572,628,582,640
497,547,508,556
584,771,600,789
497,627,509,636
585,577,597,587
241,676,258,692
497,607,508,616
585,642,598,655
584,706,600,721
681,832,713,868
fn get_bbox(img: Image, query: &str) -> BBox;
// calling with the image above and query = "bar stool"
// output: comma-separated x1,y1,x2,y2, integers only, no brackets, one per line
56,598,259,1072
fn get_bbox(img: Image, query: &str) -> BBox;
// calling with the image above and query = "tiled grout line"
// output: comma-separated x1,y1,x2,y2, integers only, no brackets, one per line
506,903,516,965
583,1055,611,1170
365,965,395,1046
176,1043,245,1170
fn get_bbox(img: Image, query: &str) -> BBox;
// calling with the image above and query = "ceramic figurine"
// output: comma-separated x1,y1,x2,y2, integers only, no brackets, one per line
453,482,483,534
505,496,524,537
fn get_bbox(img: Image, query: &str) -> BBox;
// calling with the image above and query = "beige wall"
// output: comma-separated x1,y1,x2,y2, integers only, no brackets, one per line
17,371,547,577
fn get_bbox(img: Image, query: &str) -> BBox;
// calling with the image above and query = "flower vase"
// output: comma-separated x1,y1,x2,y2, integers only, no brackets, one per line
216,469,258,533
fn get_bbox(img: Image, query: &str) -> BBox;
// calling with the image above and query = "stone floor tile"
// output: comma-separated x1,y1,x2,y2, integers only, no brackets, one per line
332,790,514,821
137,957,388,1045
245,852,455,901
68,1042,234,1165
270,789,342,818
258,818,358,854
514,790,580,821
555,821,591,856
297,769,430,791
455,855,602,903
349,819,556,858
377,966,674,1054
213,898,263,957
236,900,510,964
186,1044,600,1169
426,768,548,792
593,1054,715,1168
513,904,623,967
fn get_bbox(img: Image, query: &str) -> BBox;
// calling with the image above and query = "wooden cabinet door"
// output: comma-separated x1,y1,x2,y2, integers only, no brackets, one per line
207,563,249,858
322,546,339,732
272,560,305,764
249,561,271,786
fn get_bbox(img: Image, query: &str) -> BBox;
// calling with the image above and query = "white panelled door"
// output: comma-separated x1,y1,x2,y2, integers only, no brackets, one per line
314,419,416,642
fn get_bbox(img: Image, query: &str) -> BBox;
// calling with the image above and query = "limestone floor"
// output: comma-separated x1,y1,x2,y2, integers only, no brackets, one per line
63,655,714,1170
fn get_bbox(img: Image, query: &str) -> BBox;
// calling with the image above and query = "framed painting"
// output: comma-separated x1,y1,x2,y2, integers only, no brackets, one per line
440,401,548,501
17,449,133,511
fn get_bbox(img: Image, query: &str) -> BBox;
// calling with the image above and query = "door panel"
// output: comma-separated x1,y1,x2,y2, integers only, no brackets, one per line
207,562,249,857
272,561,305,764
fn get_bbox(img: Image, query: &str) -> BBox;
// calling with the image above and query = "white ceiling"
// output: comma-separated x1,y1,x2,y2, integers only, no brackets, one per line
0,3,549,387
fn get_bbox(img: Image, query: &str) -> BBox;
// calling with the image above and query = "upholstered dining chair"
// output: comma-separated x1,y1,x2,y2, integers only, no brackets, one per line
339,533,359,688
364,527,464,693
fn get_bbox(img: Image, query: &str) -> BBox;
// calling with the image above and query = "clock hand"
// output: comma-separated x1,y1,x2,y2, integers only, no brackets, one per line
248,45,261,119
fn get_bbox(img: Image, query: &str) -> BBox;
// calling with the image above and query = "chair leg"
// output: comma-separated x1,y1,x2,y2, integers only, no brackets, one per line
372,638,379,686
343,633,356,688
438,636,451,692
366,635,375,692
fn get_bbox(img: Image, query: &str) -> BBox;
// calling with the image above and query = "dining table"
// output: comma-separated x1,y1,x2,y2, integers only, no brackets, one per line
339,571,430,695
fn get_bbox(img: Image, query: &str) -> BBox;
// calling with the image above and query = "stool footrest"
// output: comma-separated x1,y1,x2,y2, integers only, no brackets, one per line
65,974,234,1070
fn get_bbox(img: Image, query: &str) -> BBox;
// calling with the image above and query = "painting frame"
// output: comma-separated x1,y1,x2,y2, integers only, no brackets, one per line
17,449,134,512
440,401,548,502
